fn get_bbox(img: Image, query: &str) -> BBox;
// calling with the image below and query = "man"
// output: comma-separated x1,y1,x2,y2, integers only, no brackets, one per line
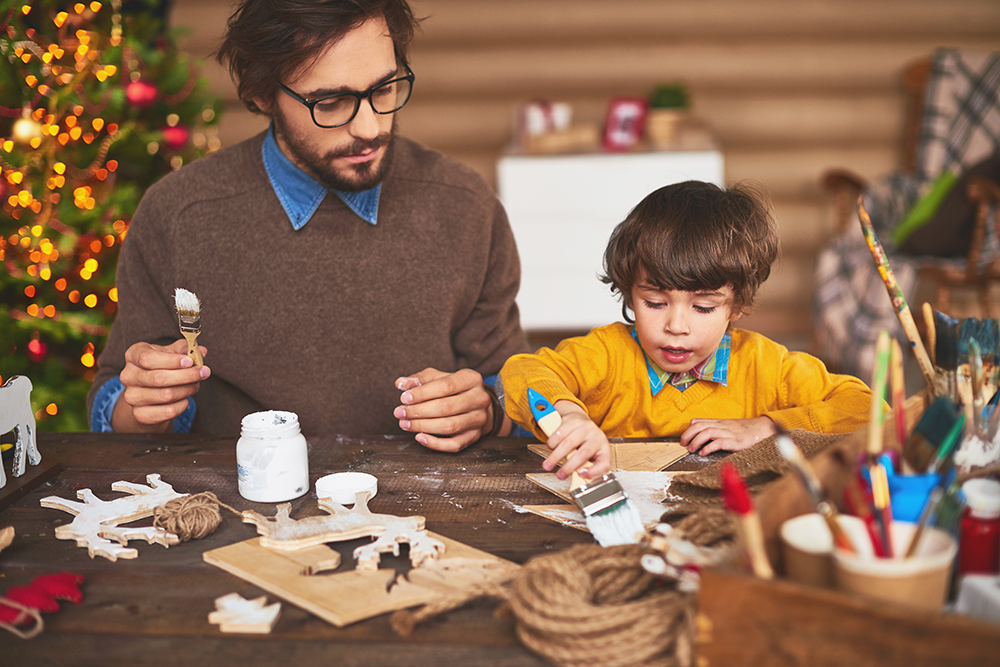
87,0,527,451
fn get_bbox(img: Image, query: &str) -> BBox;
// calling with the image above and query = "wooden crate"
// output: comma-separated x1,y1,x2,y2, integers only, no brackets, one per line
698,393,1000,666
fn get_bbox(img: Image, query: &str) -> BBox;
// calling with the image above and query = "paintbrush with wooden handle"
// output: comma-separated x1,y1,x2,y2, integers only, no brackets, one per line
174,287,204,366
719,461,773,579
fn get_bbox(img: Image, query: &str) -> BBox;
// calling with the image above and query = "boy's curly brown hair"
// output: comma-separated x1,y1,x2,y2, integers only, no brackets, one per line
600,180,779,318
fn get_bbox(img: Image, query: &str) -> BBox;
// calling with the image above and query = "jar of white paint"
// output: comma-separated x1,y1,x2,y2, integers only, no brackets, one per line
236,410,309,502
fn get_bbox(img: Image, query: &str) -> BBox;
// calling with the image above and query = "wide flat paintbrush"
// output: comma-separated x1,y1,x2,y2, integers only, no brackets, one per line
174,287,204,366
719,462,773,579
776,430,857,554
527,388,644,547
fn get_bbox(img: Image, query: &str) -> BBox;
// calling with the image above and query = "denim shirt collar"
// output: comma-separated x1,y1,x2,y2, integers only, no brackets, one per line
261,125,380,229
630,327,731,396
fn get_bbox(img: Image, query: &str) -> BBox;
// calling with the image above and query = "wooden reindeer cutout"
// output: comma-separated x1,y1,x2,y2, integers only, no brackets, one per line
0,376,40,489
40,474,186,561
242,491,446,570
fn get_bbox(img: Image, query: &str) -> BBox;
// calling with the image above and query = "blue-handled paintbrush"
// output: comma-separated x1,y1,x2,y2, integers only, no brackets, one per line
528,388,644,547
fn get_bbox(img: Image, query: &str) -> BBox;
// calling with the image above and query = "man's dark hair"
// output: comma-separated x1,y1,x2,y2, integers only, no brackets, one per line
215,0,419,114
601,180,779,317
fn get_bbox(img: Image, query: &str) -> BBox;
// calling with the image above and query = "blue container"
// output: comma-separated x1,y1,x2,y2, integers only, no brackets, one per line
881,455,941,522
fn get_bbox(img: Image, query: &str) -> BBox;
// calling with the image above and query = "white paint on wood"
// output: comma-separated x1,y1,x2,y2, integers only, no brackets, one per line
208,593,281,634
39,474,186,561
0,376,39,489
241,492,446,570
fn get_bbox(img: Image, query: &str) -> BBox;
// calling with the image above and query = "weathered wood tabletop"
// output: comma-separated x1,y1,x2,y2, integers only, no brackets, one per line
0,432,702,665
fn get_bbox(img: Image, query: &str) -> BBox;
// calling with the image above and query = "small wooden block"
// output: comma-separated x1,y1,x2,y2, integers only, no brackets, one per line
0,525,14,553
0,459,62,512
208,593,281,634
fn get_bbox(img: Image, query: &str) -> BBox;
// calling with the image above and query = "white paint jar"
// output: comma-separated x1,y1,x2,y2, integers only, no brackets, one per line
236,410,309,503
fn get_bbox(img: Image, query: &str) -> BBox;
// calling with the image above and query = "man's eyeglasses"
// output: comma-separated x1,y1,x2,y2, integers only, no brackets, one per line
277,64,415,129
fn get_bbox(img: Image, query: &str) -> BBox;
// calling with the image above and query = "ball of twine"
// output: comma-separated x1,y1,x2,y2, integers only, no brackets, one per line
152,492,239,541
393,543,696,667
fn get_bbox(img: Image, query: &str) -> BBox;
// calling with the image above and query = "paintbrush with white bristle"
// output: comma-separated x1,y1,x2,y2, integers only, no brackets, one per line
174,287,203,366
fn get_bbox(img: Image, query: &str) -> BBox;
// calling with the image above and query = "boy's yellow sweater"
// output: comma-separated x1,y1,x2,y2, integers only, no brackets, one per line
500,322,873,440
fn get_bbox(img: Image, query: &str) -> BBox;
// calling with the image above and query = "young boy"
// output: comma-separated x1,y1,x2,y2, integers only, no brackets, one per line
498,180,873,480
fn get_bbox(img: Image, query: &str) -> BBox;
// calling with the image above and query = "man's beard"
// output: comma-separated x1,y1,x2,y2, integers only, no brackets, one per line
273,109,397,192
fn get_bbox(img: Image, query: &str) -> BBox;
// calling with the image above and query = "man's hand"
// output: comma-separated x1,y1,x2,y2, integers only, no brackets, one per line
394,368,504,453
112,339,210,433
680,415,777,455
541,401,612,480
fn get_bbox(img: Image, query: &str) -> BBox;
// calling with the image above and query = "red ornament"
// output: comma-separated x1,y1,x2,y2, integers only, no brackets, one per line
27,338,47,362
162,125,189,151
31,573,84,603
5,585,59,613
126,80,158,109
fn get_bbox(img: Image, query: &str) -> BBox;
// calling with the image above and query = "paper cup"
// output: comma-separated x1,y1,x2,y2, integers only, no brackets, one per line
315,472,378,506
779,513,841,588
833,519,957,611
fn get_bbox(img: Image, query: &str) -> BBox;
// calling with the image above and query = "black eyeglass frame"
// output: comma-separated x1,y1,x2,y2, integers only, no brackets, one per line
276,63,415,129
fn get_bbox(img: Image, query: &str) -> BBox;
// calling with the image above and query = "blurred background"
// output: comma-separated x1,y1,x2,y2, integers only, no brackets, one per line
170,0,1000,350
3,0,1000,430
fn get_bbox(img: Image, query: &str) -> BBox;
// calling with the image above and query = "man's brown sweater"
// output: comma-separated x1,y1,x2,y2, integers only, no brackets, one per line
88,132,528,434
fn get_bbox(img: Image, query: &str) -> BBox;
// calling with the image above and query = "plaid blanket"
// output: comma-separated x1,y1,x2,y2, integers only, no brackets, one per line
812,49,1000,382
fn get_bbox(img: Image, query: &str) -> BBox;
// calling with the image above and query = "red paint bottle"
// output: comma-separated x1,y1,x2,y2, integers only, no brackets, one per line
958,479,1000,576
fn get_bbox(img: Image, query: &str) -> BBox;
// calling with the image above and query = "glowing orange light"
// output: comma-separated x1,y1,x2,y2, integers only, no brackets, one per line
46,403,58,415
55,278,67,291
109,287,118,302
24,285,35,297
68,290,80,303
27,304,39,316
92,118,104,132
84,294,98,308
81,352,95,368
89,239,102,253
107,160,118,172
43,305,55,317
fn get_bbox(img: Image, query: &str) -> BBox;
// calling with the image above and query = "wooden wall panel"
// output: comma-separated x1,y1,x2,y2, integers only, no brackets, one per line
168,0,1000,351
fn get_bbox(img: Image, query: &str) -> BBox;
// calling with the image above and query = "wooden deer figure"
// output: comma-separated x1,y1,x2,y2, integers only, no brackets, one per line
0,375,40,489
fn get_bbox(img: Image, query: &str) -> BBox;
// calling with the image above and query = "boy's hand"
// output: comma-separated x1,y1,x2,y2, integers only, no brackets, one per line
542,401,612,480
680,416,777,455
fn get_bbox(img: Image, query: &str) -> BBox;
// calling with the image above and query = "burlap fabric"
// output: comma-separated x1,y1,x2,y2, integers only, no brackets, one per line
662,430,848,545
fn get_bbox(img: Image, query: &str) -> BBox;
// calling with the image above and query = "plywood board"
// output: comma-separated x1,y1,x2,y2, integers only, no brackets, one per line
203,533,517,628
524,470,680,531
527,440,688,472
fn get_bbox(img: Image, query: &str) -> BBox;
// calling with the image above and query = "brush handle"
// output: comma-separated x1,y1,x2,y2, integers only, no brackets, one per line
857,197,936,389
922,302,936,367
181,331,204,366
736,511,774,579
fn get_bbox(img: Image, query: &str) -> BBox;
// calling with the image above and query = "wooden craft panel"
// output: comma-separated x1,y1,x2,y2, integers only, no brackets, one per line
203,532,517,627
527,440,688,471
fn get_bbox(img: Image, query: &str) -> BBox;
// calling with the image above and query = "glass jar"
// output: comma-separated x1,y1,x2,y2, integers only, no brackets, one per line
958,478,1000,576
236,410,309,503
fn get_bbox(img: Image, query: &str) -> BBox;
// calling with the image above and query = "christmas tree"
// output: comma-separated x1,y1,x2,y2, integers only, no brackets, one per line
1,0,221,431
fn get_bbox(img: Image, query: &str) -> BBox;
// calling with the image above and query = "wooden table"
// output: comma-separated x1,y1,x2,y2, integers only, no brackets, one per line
0,432,702,665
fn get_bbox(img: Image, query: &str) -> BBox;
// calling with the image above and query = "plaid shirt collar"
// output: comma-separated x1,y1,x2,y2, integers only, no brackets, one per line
630,328,730,395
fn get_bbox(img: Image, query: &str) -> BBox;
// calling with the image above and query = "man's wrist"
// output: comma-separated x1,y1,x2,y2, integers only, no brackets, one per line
483,383,505,438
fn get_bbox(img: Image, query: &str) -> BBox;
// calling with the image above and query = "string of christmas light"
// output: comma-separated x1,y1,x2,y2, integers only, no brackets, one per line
1,0,221,430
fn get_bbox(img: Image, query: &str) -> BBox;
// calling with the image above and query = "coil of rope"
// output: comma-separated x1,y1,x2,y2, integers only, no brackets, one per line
392,543,697,667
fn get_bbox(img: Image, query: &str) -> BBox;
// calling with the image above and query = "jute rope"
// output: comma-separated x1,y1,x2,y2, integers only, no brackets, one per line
392,543,696,667
152,492,241,542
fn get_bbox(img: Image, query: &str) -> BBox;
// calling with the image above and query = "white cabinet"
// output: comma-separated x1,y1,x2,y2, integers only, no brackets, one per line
498,146,724,331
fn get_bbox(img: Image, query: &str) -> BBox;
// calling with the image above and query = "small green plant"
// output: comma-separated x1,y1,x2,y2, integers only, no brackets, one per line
649,83,690,110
